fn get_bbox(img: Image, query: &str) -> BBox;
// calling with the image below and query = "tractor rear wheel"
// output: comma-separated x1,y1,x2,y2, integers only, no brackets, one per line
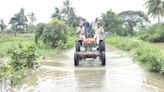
99,40,105,52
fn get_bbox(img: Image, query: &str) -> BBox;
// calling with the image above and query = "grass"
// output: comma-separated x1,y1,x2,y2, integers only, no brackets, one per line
0,33,75,58
0,33,35,57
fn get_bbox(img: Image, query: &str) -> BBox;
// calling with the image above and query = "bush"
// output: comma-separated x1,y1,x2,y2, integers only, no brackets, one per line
0,43,39,87
35,19,69,48
135,45,164,72
8,44,39,70
137,23,164,42
35,23,47,44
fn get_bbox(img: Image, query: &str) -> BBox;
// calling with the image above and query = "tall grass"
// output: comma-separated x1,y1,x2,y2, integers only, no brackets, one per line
0,33,75,58
0,34,35,57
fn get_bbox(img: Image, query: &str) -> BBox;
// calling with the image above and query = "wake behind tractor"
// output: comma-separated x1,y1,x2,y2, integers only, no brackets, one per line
74,28,106,66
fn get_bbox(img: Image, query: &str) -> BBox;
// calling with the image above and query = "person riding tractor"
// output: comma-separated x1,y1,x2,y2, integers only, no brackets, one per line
94,22,104,45
91,17,99,31
76,22,85,40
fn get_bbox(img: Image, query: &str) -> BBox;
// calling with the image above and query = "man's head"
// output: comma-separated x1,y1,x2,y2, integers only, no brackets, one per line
97,22,101,28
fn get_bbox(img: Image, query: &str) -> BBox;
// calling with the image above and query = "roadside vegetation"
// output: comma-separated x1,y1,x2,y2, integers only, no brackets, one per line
100,0,164,75
0,0,78,91
0,0,164,91
106,36,164,75
137,23,164,42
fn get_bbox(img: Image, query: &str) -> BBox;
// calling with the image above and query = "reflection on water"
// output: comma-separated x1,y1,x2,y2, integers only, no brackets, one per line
74,69,106,92
7,48,164,92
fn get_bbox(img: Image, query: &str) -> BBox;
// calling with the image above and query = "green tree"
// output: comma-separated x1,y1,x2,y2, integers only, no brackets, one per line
144,0,164,23
28,12,36,25
61,0,71,16
118,11,149,35
51,0,79,27
35,23,47,44
9,8,28,36
68,7,76,26
71,16,83,28
51,7,61,20
35,19,68,48
61,0,76,26
100,10,125,36
0,19,7,32
27,12,37,32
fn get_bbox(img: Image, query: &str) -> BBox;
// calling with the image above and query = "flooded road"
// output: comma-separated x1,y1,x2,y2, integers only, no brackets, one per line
9,47,164,92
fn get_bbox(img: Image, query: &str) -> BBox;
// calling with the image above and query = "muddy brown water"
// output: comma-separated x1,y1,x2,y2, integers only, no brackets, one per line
8,47,164,92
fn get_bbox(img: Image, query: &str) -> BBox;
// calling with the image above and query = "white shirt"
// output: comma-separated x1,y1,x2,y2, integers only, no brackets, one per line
76,26,85,34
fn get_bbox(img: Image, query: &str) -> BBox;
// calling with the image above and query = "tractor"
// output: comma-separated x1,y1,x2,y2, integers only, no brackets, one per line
74,28,106,66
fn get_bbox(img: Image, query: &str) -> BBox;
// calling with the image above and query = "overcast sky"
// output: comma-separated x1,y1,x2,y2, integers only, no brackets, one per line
0,0,160,24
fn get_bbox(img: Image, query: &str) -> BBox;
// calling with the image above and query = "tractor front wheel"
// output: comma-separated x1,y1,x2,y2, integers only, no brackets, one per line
74,53,79,66
100,52,106,66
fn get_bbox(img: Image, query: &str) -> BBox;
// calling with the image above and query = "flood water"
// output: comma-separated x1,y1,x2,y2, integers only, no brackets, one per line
8,47,164,92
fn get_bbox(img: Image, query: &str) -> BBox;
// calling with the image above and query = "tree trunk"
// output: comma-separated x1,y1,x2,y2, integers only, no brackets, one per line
128,23,134,36
14,31,17,37
158,14,160,23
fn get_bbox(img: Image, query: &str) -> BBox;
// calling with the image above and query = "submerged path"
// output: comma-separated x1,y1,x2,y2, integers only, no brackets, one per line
9,47,164,92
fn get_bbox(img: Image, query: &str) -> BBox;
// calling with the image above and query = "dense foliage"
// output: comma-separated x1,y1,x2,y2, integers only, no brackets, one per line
0,43,39,89
137,23,164,42
118,11,149,36
135,45,164,74
9,8,28,36
100,10,125,36
35,19,72,49
8,44,39,70
100,10,148,36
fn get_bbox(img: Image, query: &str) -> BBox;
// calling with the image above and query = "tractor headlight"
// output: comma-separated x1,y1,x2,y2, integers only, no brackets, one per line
80,47,85,51
92,47,97,51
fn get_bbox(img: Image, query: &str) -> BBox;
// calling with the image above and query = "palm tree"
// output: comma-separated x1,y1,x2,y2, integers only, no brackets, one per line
9,8,28,36
51,7,61,20
68,7,76,26
144,0,164,23
0,19,7,32
61,0,73,25
61,0,71,16
28,12,36,25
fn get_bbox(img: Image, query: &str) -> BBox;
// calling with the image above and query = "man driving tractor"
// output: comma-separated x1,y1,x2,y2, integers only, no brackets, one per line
94,22,104,45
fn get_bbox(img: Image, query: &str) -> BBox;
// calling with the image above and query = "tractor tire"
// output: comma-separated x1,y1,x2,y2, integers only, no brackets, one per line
74,53,79,66
100,52,106,66
76,41,81,52
99,40,105,52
